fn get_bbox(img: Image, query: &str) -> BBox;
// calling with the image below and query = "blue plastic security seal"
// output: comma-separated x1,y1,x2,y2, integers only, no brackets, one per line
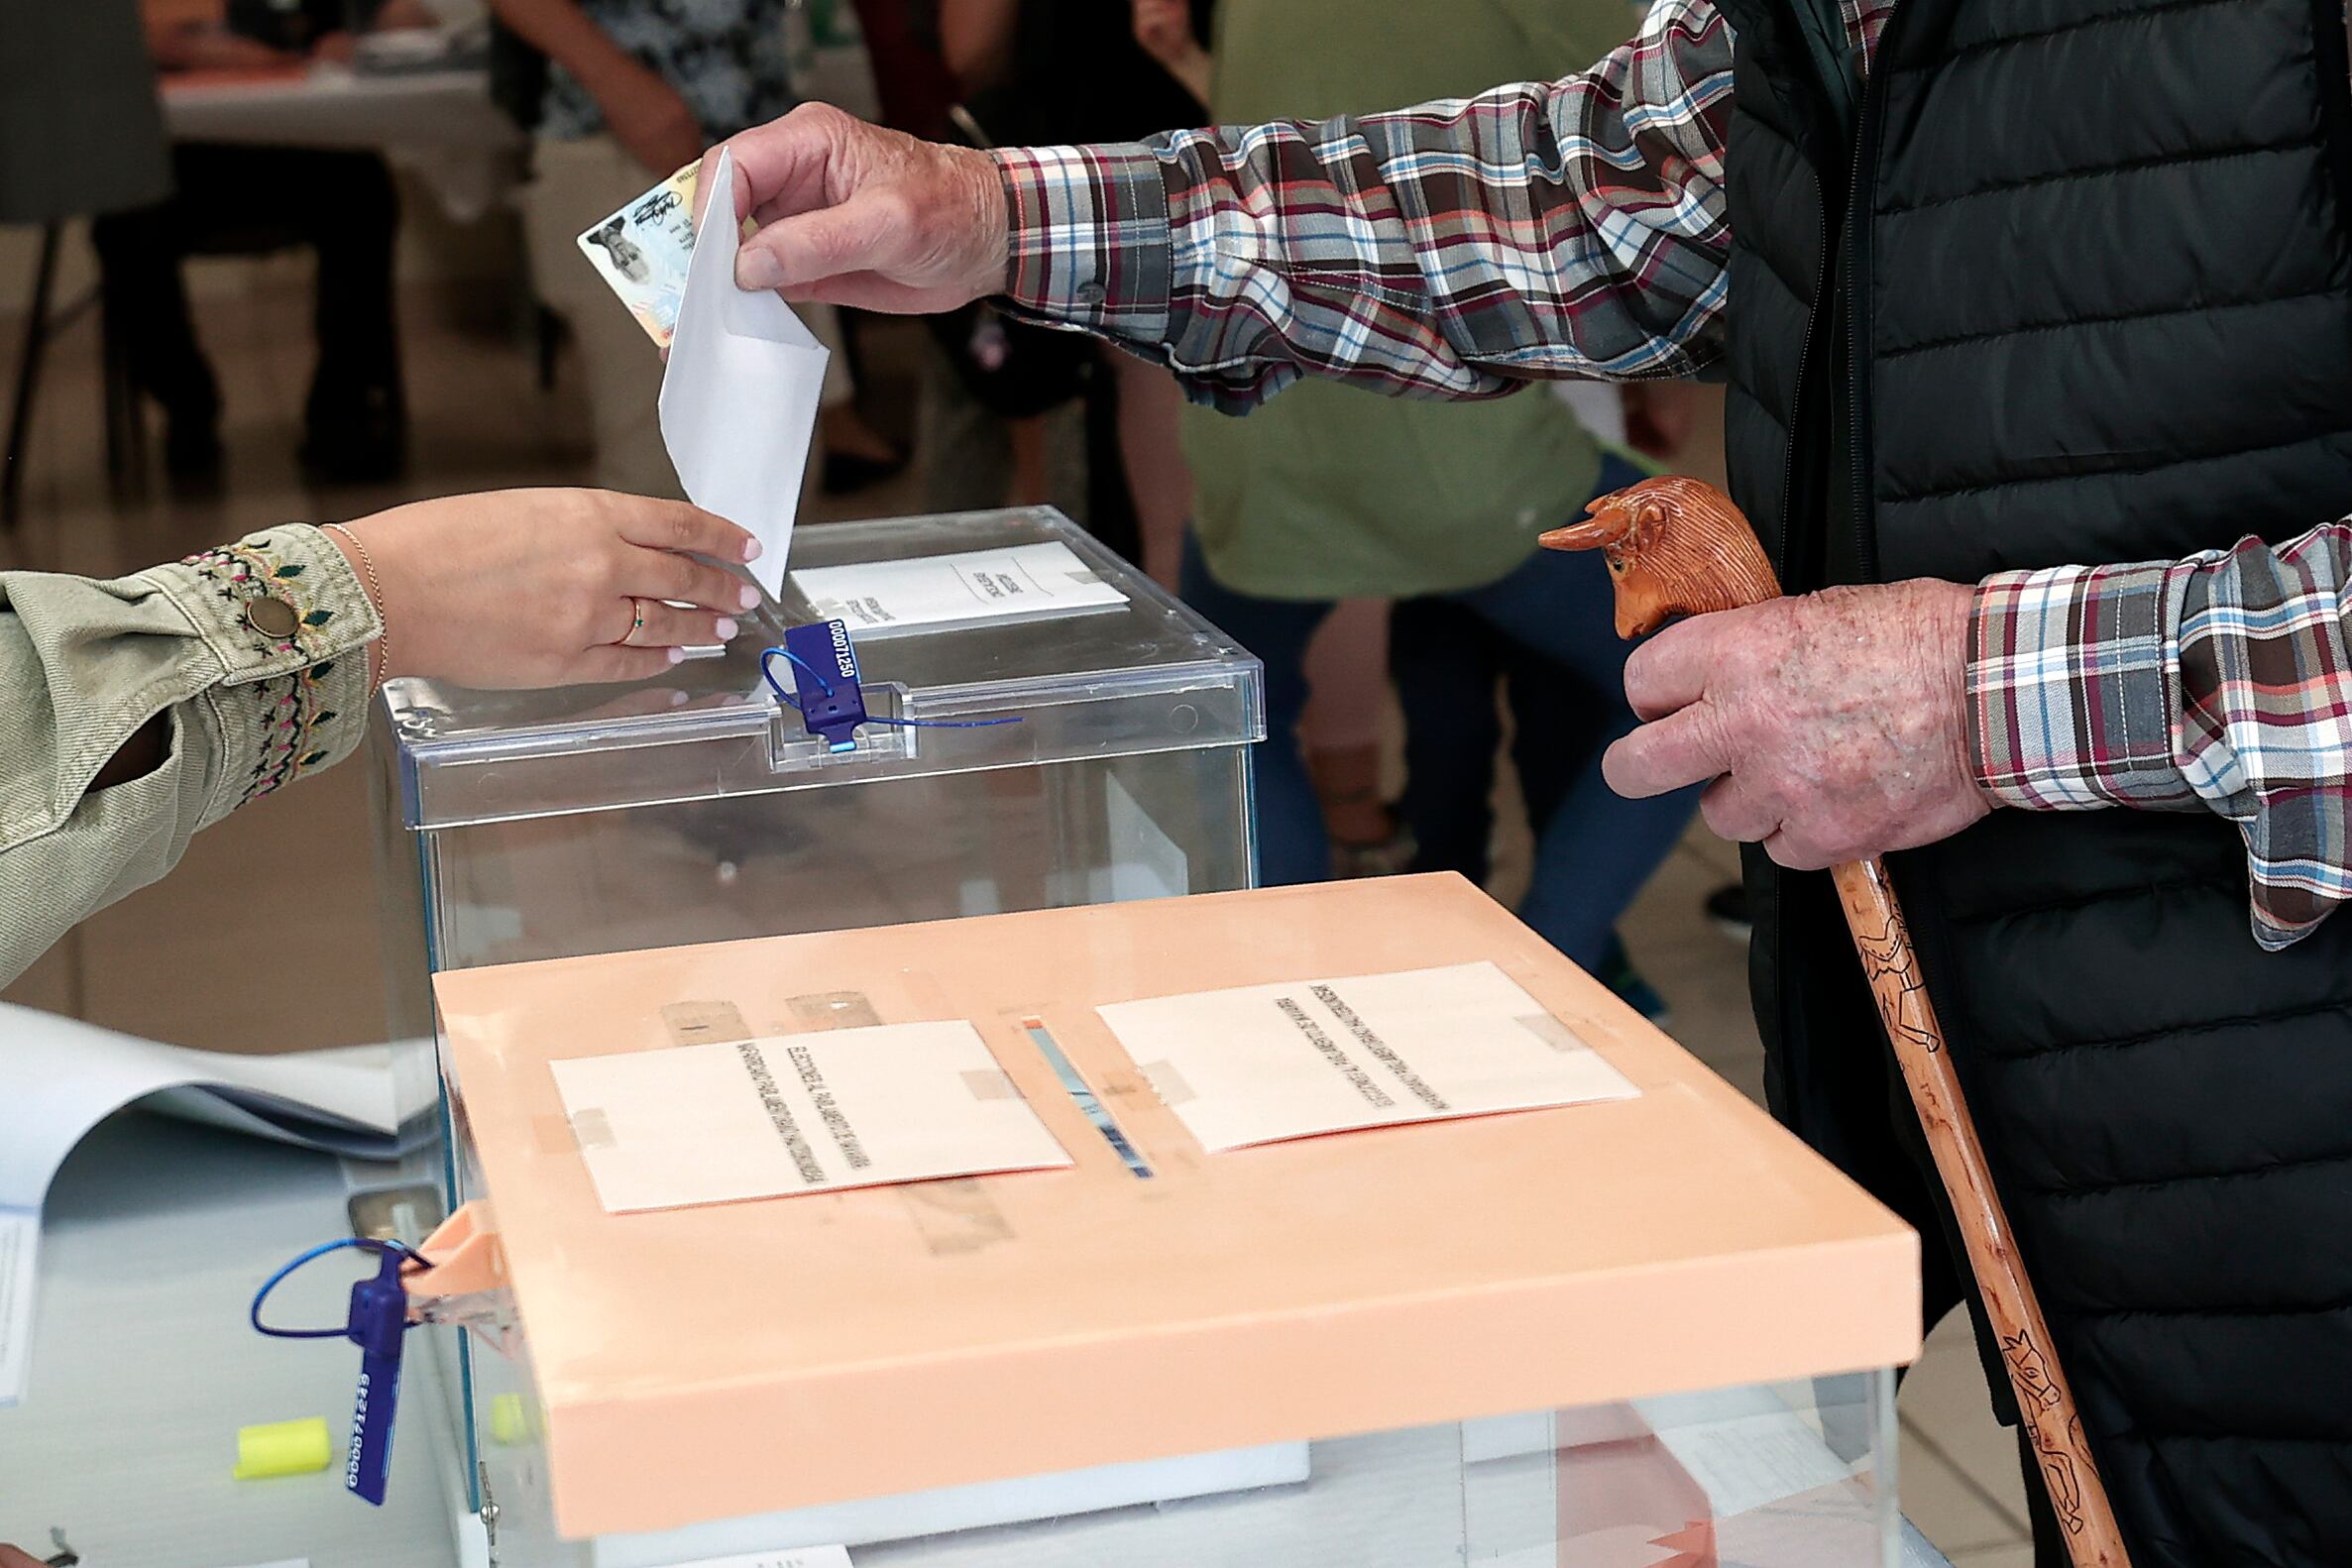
251,1237,423,1507
782,618,868,752
340,1245,409,1505
762,619,1021,749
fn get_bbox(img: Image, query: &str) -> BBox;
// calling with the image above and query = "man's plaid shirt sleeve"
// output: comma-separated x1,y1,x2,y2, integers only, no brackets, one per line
989,0,1740,413
1971,523,2352,950
979,0,2352,952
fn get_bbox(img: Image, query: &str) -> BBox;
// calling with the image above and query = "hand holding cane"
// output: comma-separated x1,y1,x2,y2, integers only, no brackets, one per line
1545,475,2132,1568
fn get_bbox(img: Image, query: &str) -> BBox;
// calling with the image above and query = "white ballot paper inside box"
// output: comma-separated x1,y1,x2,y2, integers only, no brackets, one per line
1097,961,1641,1154
659,147,829,599
549,1020,1073,1213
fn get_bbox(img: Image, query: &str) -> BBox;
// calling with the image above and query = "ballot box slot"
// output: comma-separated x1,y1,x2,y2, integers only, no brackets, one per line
1023,1020,1154,1178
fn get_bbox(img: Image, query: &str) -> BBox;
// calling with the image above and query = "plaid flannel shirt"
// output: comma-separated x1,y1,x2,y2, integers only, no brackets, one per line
992,0,2352,950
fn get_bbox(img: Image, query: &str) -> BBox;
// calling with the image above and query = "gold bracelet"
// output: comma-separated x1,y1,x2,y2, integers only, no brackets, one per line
322,522,389,688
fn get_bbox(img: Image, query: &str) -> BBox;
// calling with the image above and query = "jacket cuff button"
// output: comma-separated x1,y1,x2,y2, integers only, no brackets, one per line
245,596,300,639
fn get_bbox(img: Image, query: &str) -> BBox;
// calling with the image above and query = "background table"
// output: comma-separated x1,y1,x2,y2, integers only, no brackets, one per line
161,63,523,221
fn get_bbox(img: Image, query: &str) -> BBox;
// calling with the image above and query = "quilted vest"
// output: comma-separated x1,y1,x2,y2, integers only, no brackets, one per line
1713,0,2352,1560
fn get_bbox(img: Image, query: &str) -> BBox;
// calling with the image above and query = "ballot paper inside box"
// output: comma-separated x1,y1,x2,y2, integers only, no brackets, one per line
410,876,1921,1568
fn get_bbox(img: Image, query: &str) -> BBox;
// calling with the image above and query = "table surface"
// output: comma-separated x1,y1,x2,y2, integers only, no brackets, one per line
0,1114,454,1568
159,63,521,154
0,1109,1959,1568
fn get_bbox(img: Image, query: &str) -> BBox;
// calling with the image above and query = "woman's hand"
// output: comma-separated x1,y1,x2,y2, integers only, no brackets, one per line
328,489,763,689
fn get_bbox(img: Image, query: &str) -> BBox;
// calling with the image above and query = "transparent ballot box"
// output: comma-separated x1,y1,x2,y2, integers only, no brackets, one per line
368,506,1263,1551
412,876,1920,1568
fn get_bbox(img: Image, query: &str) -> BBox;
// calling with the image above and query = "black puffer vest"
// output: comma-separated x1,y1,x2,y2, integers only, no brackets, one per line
1713,0,2352,1561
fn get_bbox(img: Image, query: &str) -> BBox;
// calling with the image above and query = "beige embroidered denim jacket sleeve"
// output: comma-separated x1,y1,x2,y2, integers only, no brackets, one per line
1,525,381,987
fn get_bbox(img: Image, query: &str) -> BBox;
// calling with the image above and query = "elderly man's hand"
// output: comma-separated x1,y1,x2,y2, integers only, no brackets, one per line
709,105,1009,313
1603,579,1994,869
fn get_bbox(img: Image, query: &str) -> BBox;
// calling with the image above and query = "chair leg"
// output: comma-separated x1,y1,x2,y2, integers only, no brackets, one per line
1,221,62,534
98,264,148,504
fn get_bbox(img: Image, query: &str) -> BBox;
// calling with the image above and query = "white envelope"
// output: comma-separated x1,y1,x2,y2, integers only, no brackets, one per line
659,147,830,599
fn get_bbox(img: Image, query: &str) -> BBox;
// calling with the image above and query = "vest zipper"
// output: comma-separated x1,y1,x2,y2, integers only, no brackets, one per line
1845,35,1893,584
1776,203,1832,582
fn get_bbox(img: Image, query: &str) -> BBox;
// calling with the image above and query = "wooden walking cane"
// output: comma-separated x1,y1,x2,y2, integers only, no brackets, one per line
1544,475,2133,1568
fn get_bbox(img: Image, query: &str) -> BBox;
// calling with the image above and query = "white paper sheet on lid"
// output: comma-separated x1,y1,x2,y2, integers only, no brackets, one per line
790,540,1128,637
548,1021,1073,1213
1096,961,1640,1154
659,147,830,599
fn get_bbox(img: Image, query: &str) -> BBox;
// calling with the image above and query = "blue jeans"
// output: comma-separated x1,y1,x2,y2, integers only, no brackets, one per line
1179,453,1700,971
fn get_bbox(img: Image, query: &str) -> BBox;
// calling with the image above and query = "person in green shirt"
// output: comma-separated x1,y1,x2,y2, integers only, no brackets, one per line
1,489,761,987
1140,0,1699,985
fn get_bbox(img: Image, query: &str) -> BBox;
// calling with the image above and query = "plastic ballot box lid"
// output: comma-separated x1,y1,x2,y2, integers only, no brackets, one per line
380,506,1262,833
427,874,1920,1538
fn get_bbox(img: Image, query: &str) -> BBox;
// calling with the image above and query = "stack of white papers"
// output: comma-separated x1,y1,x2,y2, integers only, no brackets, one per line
0,1004,436,1404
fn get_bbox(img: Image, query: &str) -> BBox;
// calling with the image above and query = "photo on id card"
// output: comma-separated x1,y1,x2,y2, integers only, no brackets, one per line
576,162,700,347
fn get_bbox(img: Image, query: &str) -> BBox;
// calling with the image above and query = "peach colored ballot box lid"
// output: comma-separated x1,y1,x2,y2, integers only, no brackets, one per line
428,873,1920,1540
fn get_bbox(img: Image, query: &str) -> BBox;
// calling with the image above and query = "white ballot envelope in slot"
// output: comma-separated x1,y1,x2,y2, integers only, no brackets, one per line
659,148,828,599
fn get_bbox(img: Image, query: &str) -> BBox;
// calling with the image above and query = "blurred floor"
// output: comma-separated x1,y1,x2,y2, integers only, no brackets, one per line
0,256,2033,1561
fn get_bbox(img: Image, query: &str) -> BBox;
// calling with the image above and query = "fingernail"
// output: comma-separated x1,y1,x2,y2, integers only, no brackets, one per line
738,585,760,611
742,537,763,562
714,616,739,641
738,250,784,291
667,647,686,664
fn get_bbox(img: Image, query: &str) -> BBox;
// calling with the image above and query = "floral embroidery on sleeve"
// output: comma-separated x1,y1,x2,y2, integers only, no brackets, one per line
181,533,350,808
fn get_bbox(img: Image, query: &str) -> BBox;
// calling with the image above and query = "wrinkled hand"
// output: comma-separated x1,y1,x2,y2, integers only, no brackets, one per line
600,64,708,177
1604,580,1993,869
707,104,1009,312
329,489,762,689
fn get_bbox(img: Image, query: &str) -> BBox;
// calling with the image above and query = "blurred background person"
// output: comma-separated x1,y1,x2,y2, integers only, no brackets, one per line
936,0,1209,574
1129,0,1401,883
490,0,901,501
1139,0,1701,1012
89,0,433,487
1393,380,1712,1015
